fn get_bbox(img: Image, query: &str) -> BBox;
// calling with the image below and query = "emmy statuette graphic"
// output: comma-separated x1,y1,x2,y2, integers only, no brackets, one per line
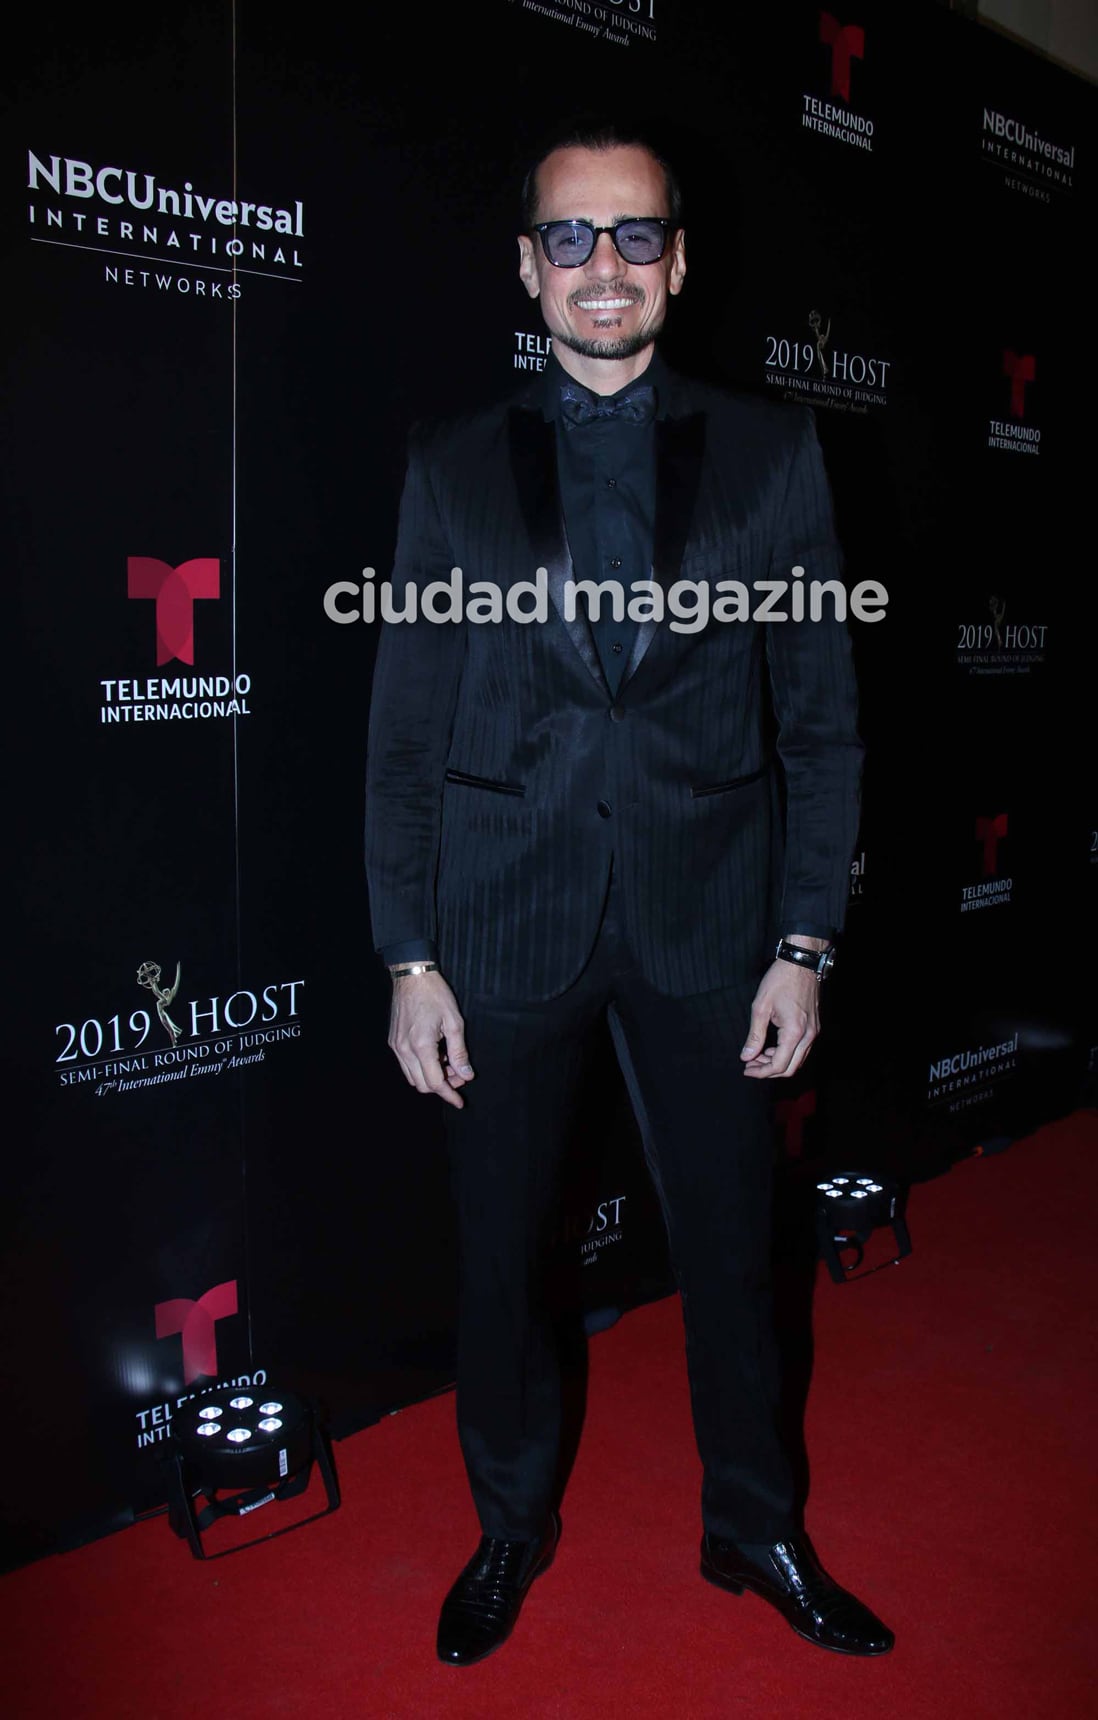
137,960,183,1047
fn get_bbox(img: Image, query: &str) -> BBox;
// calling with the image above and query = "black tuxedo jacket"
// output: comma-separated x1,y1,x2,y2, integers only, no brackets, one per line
365,361,863,1001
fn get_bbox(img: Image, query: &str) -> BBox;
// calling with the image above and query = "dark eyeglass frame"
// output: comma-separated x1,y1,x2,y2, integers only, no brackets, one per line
531,217,672,268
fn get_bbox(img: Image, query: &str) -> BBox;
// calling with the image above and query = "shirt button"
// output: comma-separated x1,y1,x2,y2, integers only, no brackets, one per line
611,641,623,654
606,477,617,488
596,800,613,818
609,558,623,570
609,704,625,722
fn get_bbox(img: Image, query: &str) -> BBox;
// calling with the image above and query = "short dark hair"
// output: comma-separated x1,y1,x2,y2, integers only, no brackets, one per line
520,120,683,232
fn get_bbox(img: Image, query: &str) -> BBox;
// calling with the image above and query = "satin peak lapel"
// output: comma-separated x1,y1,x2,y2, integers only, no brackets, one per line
622,410,706,686
507,406,606,691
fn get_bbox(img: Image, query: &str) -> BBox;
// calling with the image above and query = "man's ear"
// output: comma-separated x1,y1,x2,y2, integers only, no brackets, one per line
517,234,541,300
668,227,686,297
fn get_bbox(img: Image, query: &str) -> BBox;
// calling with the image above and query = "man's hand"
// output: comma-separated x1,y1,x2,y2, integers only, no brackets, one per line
388,971,474,1109
740,960,823,1080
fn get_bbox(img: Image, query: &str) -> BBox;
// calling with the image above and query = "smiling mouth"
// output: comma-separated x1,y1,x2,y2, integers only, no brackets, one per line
574,297,636,311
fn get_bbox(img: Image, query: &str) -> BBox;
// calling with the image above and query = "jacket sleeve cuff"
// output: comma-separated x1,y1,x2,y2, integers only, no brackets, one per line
778,923,839,944
379,938,440,967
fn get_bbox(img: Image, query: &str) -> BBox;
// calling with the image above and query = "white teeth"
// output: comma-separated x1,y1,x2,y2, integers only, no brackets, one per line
577,298,633,310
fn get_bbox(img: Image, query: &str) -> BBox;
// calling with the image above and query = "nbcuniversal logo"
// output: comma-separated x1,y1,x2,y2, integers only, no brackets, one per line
26,149,305,300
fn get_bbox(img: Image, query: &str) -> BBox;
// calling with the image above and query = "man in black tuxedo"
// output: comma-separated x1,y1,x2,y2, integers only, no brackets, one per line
365,123,893,1665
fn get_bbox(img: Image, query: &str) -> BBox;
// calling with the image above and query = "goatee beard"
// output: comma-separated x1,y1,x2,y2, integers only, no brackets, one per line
552,318,663,362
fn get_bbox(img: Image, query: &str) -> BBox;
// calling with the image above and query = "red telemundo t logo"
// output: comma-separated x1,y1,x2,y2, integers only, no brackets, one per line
155,1279,238,1384
819,12,864,102
1002,352,1035,419
975,813,1008,877
777,1088,817,1156
127,557,220,665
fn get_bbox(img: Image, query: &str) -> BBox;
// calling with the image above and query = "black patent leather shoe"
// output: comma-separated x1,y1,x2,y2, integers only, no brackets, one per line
437,1513,560,1666
701,1531,895,1656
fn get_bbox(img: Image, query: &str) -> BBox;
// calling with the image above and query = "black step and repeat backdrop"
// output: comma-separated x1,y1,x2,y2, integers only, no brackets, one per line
3,1,1093,1567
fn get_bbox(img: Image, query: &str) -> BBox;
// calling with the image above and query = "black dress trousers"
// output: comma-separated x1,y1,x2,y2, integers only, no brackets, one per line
444,865,797,1545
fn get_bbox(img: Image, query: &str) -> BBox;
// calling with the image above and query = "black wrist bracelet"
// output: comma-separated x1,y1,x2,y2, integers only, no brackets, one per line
773,939,835,982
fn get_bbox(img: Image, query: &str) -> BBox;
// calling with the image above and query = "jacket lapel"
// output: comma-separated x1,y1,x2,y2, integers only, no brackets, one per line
621,407,706,686
507,405,607,692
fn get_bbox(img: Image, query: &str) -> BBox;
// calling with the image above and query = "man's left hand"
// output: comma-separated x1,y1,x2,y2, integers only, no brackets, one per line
740,957,824,1080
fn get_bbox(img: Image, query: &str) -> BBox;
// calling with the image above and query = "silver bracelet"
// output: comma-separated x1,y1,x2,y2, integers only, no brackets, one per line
388,961,439,979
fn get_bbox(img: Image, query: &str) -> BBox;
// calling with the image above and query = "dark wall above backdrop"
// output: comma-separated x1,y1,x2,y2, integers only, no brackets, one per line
2,0,1092,1569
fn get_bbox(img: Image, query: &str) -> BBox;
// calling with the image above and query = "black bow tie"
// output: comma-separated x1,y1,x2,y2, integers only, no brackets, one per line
559,381,656,429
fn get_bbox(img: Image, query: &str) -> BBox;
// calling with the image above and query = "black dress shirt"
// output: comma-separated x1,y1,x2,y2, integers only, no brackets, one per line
541,349,663,698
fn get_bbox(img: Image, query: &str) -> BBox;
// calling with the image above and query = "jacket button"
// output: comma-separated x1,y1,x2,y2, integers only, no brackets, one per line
596,800,612,819
609,703,625,722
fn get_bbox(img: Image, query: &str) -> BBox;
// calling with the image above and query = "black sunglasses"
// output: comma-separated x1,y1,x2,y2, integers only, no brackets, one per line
531,217,671,268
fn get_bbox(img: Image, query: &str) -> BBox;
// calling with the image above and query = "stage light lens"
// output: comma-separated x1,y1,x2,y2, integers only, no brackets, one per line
229,1397,254,1410
226,1427,252,1443
817,1182,833,1191
868,1183,883,1192
857,1178,874,1186
196,1423,218,1438
259,1401,283,1415
258,1417,283,1433
833,1176,850,1185
198,1406,223,1420
850,1189,867,1198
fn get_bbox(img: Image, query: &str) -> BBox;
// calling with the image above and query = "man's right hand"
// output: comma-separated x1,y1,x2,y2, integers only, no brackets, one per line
387,971,474,1109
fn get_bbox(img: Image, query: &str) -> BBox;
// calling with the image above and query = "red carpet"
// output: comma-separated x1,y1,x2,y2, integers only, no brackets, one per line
6,1112,1095,1719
